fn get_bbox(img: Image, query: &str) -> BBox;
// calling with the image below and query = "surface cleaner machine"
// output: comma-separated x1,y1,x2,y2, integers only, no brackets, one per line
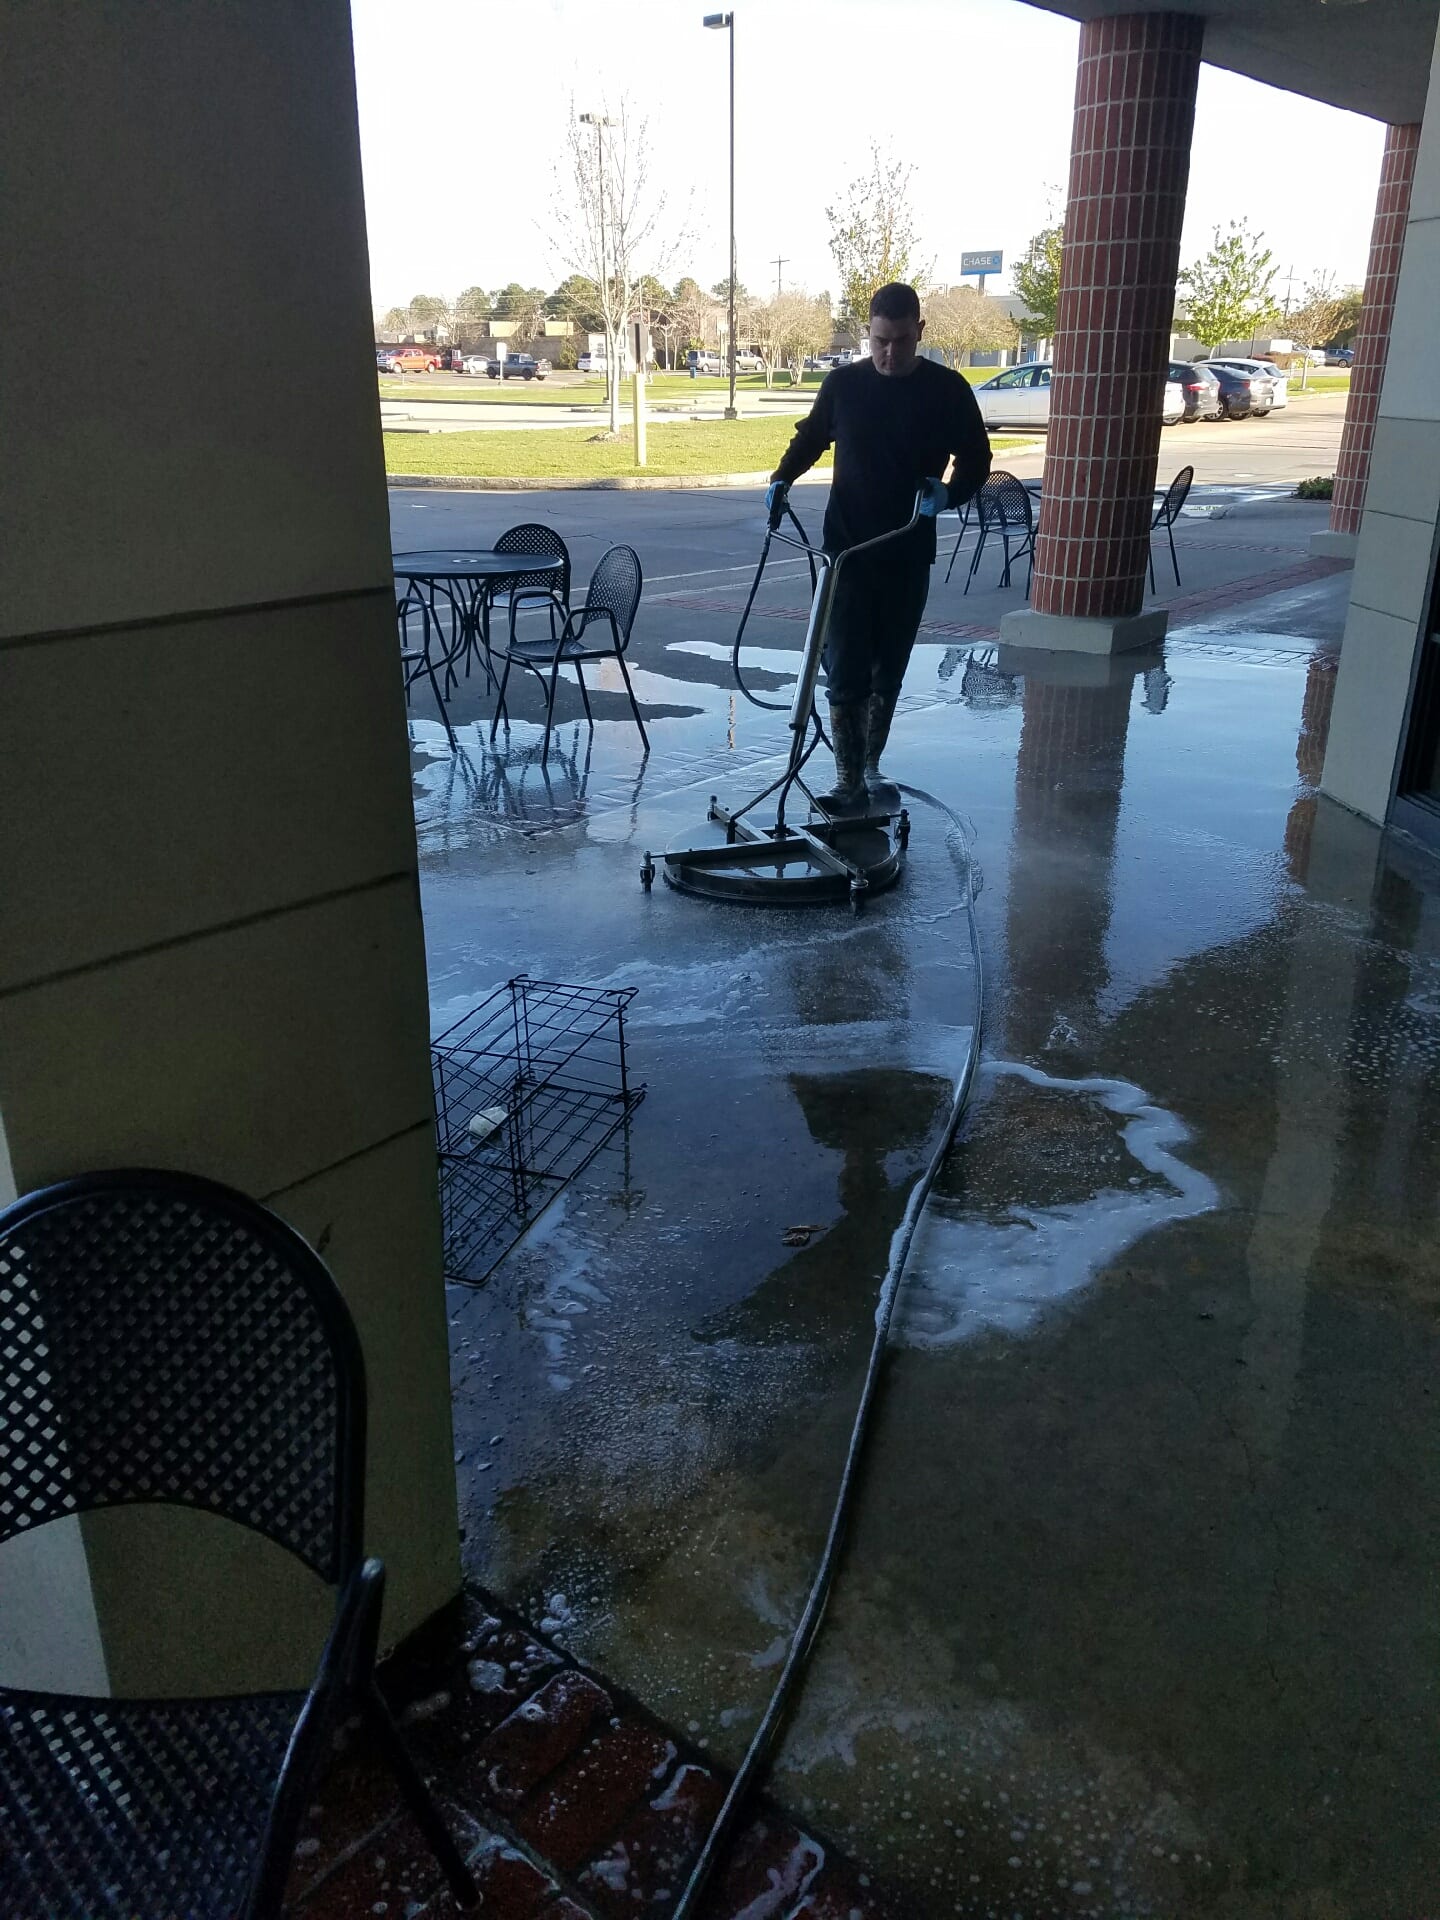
640,491,927,910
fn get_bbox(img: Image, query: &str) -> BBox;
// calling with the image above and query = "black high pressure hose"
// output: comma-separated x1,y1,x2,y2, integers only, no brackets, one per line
730,499,820,714
673,526,988,1917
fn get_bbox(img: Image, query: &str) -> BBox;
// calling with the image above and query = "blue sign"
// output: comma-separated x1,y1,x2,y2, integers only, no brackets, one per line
961,250,1003,275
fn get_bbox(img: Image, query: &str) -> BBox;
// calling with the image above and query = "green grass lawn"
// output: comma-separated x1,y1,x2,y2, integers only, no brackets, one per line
385,418,1032,481
379,365,1012,407
1287,372,1352,397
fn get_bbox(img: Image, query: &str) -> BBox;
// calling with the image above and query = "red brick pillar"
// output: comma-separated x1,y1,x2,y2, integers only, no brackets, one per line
1023,13,1203,643
1328,124,1421,537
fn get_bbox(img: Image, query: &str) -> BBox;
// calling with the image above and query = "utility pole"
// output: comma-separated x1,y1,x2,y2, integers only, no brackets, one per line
772,255,787,295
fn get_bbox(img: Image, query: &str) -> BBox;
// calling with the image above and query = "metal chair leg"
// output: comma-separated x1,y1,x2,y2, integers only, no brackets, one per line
1168,519,1181,586
1148,537,1157,594
999,532,1013,590
363,1685,479,1909
944,502,971,584
614,651,649,753
490,655,514,739
425,657,457,750
963,522,988,597
541,661,562,764
573,662,593,724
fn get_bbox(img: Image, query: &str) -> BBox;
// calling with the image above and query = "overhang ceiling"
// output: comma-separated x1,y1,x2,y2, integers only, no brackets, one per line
1019,0,1436,123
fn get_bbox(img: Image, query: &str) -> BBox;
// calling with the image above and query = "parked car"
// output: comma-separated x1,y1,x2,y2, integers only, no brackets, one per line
973,362,1052,428
461,354,487,375
1162,377,1185,426
1196,361,1274,419
375,350,400,373
389,347,440,373
1325,346,1354,366
734,350,763,372
1207,357,1289,408
1168,360,1224,422
486,354,549,380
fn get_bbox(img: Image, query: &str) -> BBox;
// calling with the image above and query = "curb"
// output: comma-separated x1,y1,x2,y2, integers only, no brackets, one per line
386,470,819,493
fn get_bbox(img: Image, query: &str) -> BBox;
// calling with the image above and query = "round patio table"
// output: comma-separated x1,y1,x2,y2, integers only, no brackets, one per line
393,549,565,690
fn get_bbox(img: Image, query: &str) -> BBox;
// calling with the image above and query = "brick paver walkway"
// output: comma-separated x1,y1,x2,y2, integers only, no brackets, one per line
284,1586,896,1920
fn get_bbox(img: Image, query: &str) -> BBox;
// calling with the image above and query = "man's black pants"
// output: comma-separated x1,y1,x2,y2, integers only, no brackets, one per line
821,551,932,705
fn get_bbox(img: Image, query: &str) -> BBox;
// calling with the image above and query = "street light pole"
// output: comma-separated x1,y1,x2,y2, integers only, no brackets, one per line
703,12,738,420
579,111,617,422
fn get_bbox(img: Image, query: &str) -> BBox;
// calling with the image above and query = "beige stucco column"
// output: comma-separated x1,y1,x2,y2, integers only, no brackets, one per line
1321,19,1440,824
0,0,459,1677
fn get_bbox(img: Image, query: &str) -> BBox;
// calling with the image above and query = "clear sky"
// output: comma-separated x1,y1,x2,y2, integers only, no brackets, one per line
351,0,1385,315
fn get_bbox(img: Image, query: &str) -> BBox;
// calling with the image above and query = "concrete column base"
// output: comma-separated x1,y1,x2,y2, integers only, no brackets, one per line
999,607,1168,655
1309,529,1359,562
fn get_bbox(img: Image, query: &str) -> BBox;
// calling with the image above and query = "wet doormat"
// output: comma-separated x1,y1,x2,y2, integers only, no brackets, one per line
433,977,645,1285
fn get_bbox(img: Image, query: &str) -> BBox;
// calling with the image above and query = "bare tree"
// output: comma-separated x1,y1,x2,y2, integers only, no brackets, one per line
671,277,720,355
452,286,492,350
548,98,674,432
1286,270,1359,388
778,292,833,386
406,293,451,340
743,296,788,390
923,286,1019,366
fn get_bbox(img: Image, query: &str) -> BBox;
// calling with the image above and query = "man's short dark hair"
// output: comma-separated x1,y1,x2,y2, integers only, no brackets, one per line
869,282,921,324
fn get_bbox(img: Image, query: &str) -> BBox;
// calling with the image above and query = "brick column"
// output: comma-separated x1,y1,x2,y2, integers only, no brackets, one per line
1004,12,1203,656
1325,124,1421,541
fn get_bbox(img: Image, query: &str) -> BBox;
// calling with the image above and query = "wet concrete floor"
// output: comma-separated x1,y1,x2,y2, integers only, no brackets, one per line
412,515,1440,1919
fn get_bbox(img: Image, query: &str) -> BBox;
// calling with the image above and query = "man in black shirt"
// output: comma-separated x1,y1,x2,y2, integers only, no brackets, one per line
766,282,991,809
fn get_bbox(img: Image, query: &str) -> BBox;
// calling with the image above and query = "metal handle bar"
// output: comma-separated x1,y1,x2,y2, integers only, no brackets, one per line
785,490,928,737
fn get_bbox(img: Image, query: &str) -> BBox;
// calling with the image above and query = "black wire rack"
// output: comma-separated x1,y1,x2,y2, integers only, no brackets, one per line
432,976,645,1285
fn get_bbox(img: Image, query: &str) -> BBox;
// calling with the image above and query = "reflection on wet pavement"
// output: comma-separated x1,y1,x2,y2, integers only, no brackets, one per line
418,563,1440,1918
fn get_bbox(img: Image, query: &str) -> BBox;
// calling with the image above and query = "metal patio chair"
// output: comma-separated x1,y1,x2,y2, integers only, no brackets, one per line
490,543,647,765
1150,464,1194,590
0,1169,478,1920
399,587,459,749
962,472,1037,597
482,522,572,658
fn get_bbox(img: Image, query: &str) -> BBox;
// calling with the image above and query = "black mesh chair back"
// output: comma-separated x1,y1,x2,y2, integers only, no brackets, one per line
1154,463,1194,527
0,1169,478,1920
495,521,572,602
963,473,1037,597
981,472,1034,532
576,544,643,649
0,1169,364,1582
1149,464,1194,590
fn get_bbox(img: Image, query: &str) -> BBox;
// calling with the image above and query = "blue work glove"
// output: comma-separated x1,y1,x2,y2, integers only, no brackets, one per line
918,476,950,519
765,479,789,530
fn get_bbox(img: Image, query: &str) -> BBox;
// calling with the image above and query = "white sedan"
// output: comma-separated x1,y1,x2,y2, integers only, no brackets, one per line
1204,357,1289,408
972,363,1053,427
974,361,1188,429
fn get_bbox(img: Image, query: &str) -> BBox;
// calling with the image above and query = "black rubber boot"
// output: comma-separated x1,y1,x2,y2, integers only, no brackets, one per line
863,688,901,802
816,701,868,813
